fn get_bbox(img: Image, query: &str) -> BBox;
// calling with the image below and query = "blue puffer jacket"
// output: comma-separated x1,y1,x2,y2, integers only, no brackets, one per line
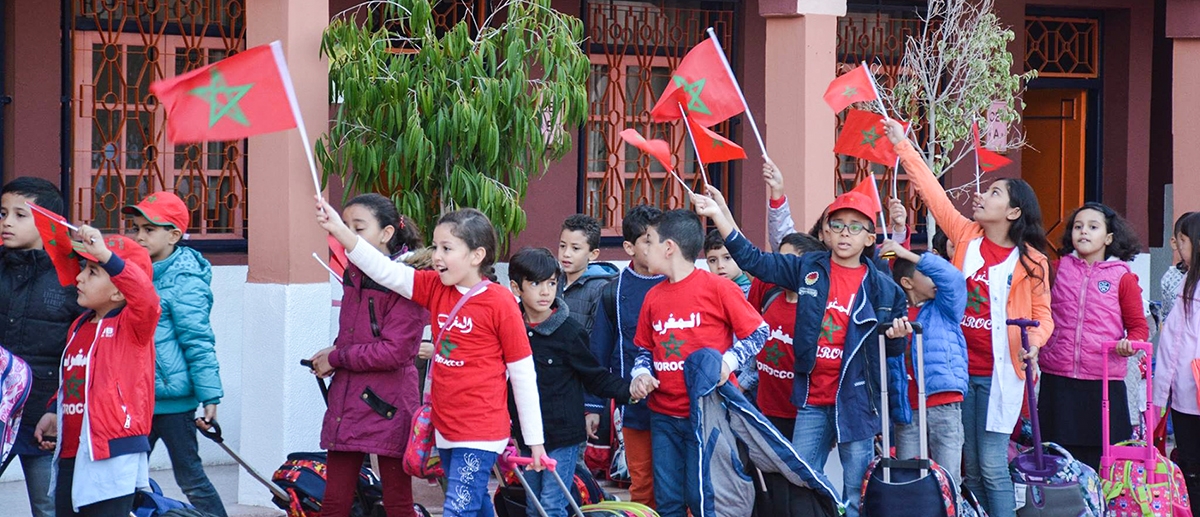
724,230,907,444
152,246,223,415
890,253,969,425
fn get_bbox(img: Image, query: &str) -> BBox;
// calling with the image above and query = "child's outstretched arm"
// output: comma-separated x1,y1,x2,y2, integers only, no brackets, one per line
693,191,805,291
76,225,161,343
882,119,972,245
316,195,416,299
763,160,797,252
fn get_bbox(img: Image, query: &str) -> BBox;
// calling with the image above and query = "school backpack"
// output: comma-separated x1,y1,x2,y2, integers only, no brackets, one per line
132,479,195,517
1100,341,1193,517
0,346,31,466
577,501,660,516
271,452,382,517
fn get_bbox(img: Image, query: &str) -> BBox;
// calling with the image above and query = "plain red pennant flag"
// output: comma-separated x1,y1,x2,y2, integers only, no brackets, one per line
151,42,297,143
328,234,348,278
27,203,82,286
833,109,908,166
649,39,744,127
973,121,1013,172
849,175,884,220
619,128,675,172
823,65,878,113
687,114,745,164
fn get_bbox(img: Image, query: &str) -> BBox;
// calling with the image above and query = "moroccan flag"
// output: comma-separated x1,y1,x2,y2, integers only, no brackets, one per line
151,41,298,143
328,234,348,278
823,65,878,113
649,39,744,127
834,110,906,166
973,121,1013,172
849,175,884,219
687,114,745,164
27,202,81,286
619,128,675,172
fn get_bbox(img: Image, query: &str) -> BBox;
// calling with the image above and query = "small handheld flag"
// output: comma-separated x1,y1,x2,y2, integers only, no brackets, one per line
973,120,1013,173
834,110,908,166
26,202,82,286
328,234,349,278
619,128,692,194
823,65,879,113
649,38,745,128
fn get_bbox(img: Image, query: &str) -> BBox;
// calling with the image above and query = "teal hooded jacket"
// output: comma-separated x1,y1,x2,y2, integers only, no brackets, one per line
152,245,223,414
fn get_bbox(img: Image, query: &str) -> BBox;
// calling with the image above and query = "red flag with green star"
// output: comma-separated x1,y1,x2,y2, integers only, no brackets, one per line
687,113,746,164
833,110,907,166
973,120,1013,172
649,39,745,127
27,202,82,286
151,42,297,143
823,65,878,113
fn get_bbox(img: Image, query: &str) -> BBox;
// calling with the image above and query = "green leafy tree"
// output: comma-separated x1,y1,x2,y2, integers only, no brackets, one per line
317,0,588,246
885,0,1036,188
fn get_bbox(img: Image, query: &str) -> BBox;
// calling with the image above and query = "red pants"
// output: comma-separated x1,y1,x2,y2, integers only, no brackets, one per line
623,427,655,509
319,451,413,517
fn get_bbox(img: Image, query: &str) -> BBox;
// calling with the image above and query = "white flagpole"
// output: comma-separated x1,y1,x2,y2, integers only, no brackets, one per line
678,103,711,187
269,41,324,198
706,28,769,162
312,252,340,281
862,61,890,121
890,123,913,199
973,120,983,195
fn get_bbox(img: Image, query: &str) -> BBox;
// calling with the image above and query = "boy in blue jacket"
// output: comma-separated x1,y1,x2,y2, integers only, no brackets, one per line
880,239,969,488
123,192,227,517
693,188,909,517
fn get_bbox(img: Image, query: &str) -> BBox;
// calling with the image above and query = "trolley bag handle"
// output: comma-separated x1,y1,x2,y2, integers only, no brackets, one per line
879,319,925,482
1006,318,1042,471
298,359,330,404
1101,340,1156,476
499,448,586,517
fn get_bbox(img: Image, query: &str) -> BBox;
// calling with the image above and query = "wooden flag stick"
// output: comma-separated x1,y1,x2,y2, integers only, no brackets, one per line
678,103,711,187
706,28,768,162
270,41,324,198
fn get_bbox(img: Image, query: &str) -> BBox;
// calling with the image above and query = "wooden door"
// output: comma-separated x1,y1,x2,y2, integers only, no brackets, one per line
1022,88,1087,248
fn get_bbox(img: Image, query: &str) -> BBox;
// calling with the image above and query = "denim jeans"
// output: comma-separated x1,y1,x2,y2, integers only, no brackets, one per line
21,453,55,517
522,443,582,517
651,412,710,517
149,412,228,517
963,376,1015,517
53,458,136,517
792,405,873,517
895,401,964,487
439,447,499,517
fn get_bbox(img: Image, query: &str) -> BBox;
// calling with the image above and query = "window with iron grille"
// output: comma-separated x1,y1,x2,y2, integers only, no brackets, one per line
581,0,737,237
70,0,247,245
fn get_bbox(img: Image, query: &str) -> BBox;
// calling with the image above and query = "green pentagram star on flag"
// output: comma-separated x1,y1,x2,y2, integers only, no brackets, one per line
860,126,882,148
763,342,785,366
188,68,254,128
841,86,858,98
673,76,711,115
661,333,686,359
648,38,744,126
819,314,842,342
439,338,458,358
967,284,985,312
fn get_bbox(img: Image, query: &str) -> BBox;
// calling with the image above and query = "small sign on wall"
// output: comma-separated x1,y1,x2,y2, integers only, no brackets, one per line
985,100,1008,152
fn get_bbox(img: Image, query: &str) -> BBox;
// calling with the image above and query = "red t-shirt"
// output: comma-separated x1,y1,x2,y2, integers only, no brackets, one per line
808,263,866,407
757,292,798,419
905,306,964,408
60,320,99,459
962,239,1014,376
635,269,765,418
411,271,533,442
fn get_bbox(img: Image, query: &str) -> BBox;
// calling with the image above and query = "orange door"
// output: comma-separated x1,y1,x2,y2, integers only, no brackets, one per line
1022,88,1087,249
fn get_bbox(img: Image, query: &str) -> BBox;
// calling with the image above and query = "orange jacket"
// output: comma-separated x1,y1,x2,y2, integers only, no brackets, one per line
897,139,1053,379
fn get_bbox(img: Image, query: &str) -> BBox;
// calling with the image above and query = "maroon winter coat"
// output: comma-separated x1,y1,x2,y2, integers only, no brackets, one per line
321,262,428,457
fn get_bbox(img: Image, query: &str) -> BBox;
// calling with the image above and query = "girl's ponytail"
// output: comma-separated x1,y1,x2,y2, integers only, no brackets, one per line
345,193,423,255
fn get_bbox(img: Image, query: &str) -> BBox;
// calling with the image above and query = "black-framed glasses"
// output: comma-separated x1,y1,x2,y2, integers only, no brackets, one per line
827,220,870,235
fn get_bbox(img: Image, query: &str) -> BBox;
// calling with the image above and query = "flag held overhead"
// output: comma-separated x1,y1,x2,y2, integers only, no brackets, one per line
151,42,298,144
26,202,82,286
619,128,692,193
649,38,745,127
687,114,745,164
833,109,908,166
823,65,878,113
973,120,1013,172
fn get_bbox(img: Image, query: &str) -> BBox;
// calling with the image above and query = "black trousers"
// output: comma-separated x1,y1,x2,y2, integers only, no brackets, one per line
1172,410,1200,506
54,458,137,517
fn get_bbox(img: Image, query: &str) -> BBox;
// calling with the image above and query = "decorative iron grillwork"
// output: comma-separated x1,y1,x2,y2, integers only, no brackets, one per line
1025,16,1099,79
836,10,927,232
582,0,736,235
71,0,247,238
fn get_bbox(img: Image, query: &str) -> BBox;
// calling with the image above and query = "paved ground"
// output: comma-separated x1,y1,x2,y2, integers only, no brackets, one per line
0,463,630,516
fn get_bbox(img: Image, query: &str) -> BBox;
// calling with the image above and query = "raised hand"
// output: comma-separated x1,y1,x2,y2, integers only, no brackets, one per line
878,239,917,263
883,119,906,145
888,197,907,231
762,158,784,200
74,225,111,263
315,195,357,251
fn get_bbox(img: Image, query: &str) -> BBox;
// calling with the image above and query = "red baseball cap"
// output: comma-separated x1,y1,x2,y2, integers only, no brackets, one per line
122,191,189,232
824,190,879,225
74,235,154,279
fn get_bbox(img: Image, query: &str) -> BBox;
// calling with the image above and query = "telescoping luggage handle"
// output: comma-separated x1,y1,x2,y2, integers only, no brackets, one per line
496,449,587,517
878,319,925,483
1006,318,1049,474
198,421,292,502
1101,340,1157,477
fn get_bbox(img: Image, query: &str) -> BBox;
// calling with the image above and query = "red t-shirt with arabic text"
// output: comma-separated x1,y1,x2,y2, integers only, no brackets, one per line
807,263,866,407
962,239,1014,376
757,293,798,419
59,320,99,459
411,271,533,442
635,269,765,418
